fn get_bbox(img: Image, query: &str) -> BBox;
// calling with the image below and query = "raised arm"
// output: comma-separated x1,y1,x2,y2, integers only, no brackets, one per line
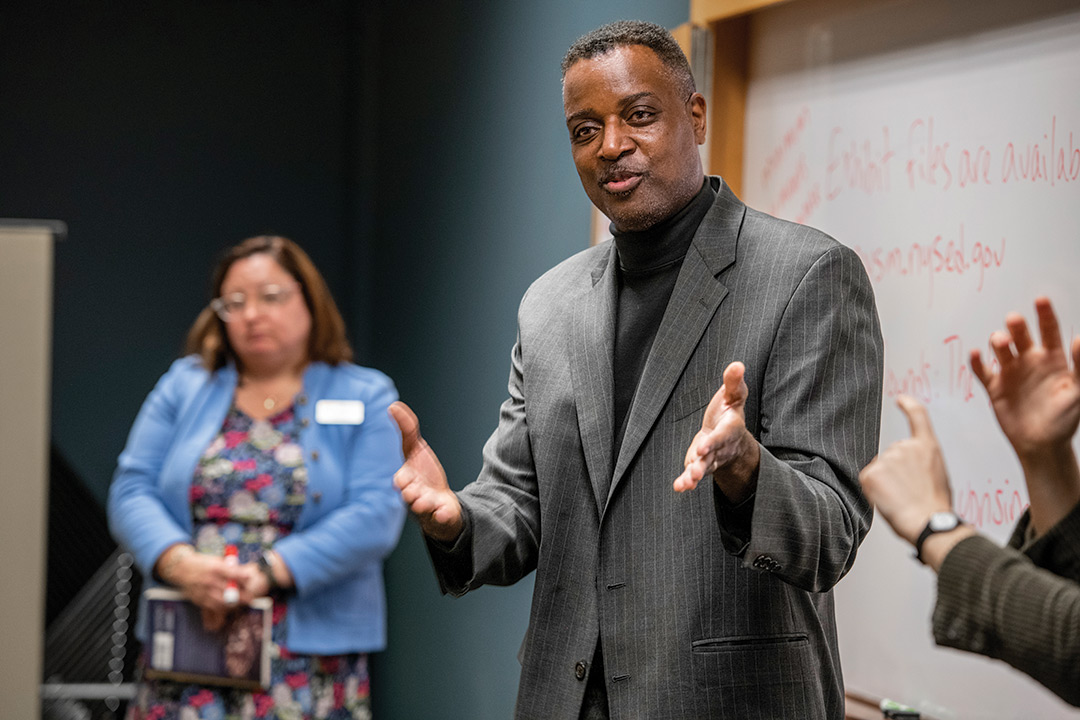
859,395,976,570
684,244,883,593
390,400,464,543
674,360,760,502
861,394,1080,707
970,297,1080,535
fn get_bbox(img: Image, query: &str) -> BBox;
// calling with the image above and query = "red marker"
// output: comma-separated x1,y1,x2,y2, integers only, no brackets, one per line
223,544,239,606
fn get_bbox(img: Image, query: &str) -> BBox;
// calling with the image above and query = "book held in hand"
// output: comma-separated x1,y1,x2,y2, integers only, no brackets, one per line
143,587,272,690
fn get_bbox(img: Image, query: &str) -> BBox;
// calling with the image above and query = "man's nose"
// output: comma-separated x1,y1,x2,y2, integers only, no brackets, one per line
599,120,633,160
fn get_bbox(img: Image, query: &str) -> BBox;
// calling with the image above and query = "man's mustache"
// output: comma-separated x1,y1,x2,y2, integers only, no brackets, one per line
598,163,647,184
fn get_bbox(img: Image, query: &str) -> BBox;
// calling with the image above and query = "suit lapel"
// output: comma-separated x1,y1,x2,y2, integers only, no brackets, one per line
608,180,745,503
569,241,619,514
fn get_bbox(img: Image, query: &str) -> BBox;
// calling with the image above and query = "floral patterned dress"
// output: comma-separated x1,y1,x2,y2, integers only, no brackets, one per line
128,404,372,720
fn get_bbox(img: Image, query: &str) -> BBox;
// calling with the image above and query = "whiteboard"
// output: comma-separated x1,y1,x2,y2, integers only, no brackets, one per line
740,0,1080,717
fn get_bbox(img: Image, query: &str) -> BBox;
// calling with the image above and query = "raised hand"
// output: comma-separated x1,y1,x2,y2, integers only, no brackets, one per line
389,401,464,543
970,297,1080,460
674,361,760,502
970,297,1080,535
859,395,954,545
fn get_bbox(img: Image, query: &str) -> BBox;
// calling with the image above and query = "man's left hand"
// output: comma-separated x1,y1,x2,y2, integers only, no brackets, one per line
674,361,760,502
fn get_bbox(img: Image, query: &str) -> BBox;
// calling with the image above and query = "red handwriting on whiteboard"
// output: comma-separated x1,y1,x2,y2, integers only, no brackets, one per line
955,477,1028,530
794,182,822,225
906,117,952,190
883,334,1003,405
1002,116,1080,185
825,126,894,200
758,116,1080,203
944,334,977,402
854,225,1006,306
944,333,1002,403
768,154,809,216
956,143,993,187
761,107,811,189
883,351,932,403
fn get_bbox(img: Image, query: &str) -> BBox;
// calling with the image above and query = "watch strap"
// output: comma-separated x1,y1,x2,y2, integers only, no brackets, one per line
257,550,280,593
914,513,963,564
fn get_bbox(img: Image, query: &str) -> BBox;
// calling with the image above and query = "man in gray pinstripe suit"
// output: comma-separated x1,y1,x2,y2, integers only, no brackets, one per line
392,20,884,720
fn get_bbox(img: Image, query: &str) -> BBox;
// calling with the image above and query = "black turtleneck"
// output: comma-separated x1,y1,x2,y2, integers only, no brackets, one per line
577,177,715,720
610,178,715,463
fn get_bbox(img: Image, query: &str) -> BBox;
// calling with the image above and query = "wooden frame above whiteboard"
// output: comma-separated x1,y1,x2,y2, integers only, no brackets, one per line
691,0,793,24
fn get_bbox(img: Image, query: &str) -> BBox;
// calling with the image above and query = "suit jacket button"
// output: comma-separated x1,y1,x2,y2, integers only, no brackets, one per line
312,491,323,502
574,660,587,681
311,449,320,461
300,417,310,428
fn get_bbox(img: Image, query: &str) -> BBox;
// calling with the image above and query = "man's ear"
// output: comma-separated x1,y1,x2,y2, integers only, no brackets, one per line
689,92,707,144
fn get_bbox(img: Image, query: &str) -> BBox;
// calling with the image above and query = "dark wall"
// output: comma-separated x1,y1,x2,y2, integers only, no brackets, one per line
1,1,687,717
0,0,369,505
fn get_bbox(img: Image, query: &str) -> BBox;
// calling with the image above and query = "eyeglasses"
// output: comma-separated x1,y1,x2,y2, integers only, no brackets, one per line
210,283,300,322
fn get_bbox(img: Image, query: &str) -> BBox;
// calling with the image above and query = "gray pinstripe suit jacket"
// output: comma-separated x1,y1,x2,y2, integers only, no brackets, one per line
429,178,884,719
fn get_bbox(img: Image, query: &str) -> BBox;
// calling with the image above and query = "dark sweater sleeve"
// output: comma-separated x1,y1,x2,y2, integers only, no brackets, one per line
1008,503,1080,583
932,529,1080,706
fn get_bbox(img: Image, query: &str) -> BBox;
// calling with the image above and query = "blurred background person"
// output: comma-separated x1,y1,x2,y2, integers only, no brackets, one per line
108,235,405,719
860,297,1080,706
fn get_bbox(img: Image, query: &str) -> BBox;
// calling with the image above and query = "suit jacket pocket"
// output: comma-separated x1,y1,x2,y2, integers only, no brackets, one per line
689,633,826,720
691,632,808,653
670,379,717,422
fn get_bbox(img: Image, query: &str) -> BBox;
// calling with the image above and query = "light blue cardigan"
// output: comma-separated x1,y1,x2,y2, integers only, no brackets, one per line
108,355,406,654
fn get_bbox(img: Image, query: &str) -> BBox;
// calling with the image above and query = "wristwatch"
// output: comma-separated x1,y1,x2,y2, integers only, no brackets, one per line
257,550,280,593
914,511,964,564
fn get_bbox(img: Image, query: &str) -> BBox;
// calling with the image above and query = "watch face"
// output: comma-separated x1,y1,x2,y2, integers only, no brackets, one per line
929,511,960,532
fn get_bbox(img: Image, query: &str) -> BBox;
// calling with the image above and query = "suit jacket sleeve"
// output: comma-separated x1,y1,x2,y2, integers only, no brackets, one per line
727,243,882,593
932,504,1080,707
426,332,541,596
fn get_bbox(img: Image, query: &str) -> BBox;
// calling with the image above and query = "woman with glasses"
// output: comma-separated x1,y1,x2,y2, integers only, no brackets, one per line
108,235,405,719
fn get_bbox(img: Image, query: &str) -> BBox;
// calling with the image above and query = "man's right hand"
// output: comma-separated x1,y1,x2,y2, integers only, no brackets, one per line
389,401,465,544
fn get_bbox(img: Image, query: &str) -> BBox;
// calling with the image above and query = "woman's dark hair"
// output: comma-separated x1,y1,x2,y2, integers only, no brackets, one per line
185,235,353,371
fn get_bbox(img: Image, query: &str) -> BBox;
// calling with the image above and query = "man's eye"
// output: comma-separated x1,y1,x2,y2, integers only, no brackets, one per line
573,124,599,141
628,109,654,122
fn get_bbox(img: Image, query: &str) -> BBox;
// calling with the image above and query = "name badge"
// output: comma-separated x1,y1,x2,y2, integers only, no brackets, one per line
315,399,365,425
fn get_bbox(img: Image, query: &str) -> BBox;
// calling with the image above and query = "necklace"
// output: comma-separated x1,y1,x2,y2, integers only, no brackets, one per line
238,379,286,412
238,371,302,415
